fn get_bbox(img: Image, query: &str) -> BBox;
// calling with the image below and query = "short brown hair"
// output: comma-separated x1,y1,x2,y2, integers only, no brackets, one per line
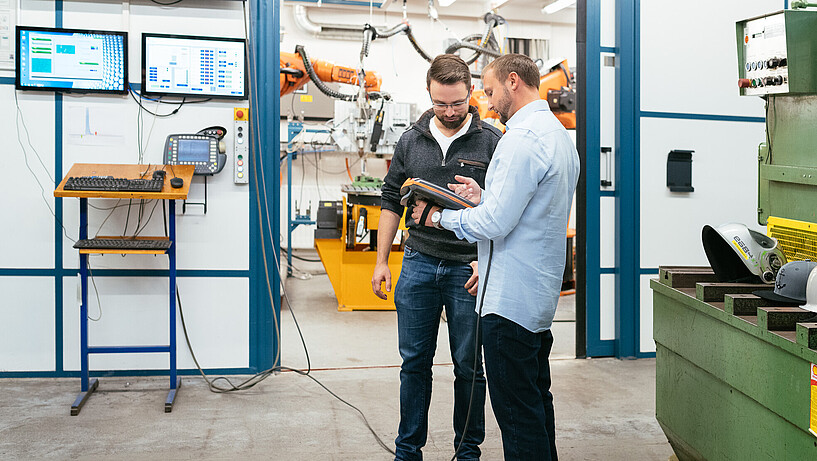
483,54,540,89
426,54,471,90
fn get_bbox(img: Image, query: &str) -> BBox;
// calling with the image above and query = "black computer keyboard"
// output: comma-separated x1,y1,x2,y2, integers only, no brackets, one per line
64,176,164,192
73,238,173,251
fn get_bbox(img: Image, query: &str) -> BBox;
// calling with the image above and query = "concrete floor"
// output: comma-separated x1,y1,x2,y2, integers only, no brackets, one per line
0,252,674,460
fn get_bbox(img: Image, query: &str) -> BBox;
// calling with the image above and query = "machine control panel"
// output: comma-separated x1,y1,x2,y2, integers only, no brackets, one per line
739,12,789,96
737,10,817,96
234,107,249,184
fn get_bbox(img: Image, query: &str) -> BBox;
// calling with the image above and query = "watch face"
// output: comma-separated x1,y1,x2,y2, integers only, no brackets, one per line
432,211,441,222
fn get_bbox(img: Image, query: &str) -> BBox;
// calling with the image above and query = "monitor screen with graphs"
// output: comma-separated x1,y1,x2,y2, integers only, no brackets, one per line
15,26,128,94
141,33,247,100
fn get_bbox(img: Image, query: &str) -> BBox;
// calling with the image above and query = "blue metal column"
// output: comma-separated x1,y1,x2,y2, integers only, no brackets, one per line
169,199,177,388
79,198,89,390
615,0,639,358
249,0,281,371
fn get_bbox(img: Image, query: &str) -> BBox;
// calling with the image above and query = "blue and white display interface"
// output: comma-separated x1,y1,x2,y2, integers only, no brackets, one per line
16,27,127,94
142,34,247,100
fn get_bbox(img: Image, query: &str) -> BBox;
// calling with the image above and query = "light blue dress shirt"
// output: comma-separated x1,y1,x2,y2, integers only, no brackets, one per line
440,99,580,333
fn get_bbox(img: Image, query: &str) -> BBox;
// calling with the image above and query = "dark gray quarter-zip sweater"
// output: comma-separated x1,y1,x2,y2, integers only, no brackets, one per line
381,106,502,263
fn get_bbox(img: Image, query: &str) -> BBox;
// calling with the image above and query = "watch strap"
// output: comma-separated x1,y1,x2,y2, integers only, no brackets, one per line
419,205,433,227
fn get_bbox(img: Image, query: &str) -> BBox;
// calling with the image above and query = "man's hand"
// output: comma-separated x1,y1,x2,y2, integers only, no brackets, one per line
372,262,392,300
410,200,441,227
448,175,482,204
464,260,479,296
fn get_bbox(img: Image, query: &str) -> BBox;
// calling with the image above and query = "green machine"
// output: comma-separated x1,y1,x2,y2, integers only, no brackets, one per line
652,8,817,460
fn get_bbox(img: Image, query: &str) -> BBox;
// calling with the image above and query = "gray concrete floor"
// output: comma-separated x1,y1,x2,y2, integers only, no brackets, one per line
0,251,674,460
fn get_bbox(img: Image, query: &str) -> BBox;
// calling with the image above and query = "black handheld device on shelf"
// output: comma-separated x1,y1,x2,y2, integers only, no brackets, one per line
163,133,226,176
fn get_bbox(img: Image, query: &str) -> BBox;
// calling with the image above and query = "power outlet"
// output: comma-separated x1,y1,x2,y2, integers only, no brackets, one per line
234,107,249,184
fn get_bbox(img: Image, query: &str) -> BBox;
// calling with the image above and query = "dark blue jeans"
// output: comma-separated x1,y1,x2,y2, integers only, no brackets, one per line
481,314,557,461
393,247,486,461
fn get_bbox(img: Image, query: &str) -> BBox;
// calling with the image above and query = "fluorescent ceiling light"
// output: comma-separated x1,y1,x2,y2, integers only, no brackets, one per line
439,0,456,6
542,0,575,14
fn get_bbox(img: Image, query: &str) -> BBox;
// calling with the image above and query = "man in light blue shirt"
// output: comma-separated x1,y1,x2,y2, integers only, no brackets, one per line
412,54,579,461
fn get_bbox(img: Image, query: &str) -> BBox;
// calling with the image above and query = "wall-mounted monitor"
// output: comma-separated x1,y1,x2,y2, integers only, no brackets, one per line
15,26,128,94
141,33,247,100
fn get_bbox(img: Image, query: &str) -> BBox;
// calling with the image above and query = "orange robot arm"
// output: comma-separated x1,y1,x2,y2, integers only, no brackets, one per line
280,51,382,97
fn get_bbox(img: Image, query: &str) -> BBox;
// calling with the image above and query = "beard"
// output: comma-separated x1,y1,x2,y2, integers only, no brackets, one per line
437,112,468,130
496,88,513,125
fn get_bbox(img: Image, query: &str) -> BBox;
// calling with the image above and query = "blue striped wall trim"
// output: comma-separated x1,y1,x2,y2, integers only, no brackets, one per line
0,269,250,277
599,267,616,274
0,367,257,379
600,46,616,53
640,111,765,124
636,351,656,358
599,190,615,197
0,77,14,85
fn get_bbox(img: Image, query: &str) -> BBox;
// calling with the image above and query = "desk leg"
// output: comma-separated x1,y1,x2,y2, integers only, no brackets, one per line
71,378,98,416
72,198,97,416
165,377,182,413
169,200,178,393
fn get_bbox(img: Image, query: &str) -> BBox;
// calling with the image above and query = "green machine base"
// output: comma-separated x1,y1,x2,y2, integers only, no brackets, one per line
652,267,817,461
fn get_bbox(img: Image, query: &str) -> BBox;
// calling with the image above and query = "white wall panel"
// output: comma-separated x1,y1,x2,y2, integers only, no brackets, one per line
600,273,615,341
640,273,655,354
640,0,771,116
639,117,764,268
600,0,616,48
600,196,615,268
0,277,55,371
0,87,57,268
63,276,249,370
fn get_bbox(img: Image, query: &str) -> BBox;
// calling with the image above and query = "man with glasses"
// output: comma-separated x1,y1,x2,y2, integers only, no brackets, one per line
372,54,501,461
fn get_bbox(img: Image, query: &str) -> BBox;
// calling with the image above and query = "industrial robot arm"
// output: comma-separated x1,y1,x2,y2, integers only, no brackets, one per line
279,46,382,99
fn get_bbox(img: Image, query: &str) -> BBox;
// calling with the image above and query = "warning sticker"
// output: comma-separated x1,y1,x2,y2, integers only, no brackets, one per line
810,363,817,437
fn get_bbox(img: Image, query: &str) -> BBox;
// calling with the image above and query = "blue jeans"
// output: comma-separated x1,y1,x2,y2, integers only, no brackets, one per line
393,247,486,461
481,314,557,461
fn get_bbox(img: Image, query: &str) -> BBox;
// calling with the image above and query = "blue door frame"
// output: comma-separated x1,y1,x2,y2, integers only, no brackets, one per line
584,0,644,358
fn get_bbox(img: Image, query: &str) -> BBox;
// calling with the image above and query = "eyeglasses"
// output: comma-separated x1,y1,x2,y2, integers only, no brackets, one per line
430,98,470,110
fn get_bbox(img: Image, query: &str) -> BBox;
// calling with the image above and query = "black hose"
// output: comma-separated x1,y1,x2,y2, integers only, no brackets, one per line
404,25,434,63
447,33,501,65
295,45,357,101
446,39,502,60
375,22,409,38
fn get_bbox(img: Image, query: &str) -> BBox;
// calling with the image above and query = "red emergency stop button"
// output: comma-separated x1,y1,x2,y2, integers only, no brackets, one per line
236,110,245,119
738,78,752,88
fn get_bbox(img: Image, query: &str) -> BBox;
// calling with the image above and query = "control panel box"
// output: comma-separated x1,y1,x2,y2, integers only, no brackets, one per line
234,107,249,184
737,10,817,96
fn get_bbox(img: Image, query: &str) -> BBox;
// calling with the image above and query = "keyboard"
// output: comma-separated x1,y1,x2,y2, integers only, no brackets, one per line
73,238,172,251
64,176,164,192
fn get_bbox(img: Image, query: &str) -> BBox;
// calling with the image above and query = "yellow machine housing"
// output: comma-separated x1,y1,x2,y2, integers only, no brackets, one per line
314,194,407,311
